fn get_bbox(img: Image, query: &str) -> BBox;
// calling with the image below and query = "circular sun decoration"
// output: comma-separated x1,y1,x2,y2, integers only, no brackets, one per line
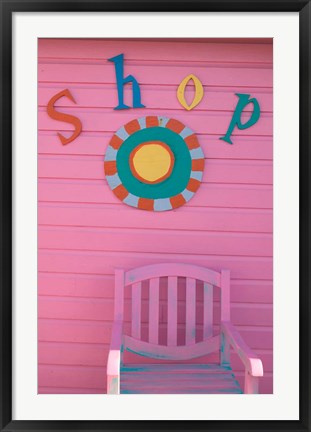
104,116,205,211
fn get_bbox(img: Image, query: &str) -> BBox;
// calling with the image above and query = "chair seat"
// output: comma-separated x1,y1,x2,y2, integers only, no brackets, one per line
120,363,243,394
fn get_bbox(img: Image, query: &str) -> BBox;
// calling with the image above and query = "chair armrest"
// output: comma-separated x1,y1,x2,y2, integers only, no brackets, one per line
221,321,263,377
107,321,123,394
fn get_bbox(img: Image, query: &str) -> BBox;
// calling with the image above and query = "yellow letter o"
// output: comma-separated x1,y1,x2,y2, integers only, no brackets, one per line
177,74,204,111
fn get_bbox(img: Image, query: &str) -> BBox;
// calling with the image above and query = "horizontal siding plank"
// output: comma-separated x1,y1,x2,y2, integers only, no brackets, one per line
39,341,107,366
39,386,104,394
39,204,272,233
38,156,272,185
39,109,272,136
38,274,273,303
38,63,272,87
38,39,272,63
38,296,272,327
39,226,272,257
38,250,272,280
38,180,273,209
39,86,273,113
39,364,105,390
38,133,273,160
38,318,112,344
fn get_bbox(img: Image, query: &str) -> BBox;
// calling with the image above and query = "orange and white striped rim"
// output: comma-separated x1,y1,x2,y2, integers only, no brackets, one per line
104,116,205,211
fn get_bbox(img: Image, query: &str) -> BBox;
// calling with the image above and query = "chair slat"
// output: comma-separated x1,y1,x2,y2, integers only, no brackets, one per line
203,282,213,339
149,278,160,344
131,282,141,339
167,276,178,346
186,278,196,345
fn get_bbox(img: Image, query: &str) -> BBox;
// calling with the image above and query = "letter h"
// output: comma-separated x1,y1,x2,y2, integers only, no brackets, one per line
108,53,145,110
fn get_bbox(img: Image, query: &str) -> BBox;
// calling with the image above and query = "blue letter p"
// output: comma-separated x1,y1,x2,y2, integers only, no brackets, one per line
220,93,260,145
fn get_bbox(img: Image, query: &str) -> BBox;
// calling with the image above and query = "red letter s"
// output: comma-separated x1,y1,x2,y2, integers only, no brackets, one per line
47,89,82,145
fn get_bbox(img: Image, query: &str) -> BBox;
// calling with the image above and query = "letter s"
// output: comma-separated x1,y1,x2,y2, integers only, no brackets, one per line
47,89,82,145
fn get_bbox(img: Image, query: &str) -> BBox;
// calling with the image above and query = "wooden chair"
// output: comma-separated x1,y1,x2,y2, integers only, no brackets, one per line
107,263,263,394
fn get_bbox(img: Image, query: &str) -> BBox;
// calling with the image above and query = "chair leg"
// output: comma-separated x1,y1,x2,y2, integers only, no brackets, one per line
220,332,230,366
107,375,120,394
244,371,259,394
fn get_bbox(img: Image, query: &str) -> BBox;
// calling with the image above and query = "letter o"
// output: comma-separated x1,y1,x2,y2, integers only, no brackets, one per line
177,74,204,111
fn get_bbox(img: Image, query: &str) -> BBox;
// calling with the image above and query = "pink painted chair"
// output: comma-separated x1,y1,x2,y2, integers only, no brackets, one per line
107,263,263,394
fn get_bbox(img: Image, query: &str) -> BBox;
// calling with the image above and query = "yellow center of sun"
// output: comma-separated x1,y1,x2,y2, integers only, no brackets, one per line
131,142,174,183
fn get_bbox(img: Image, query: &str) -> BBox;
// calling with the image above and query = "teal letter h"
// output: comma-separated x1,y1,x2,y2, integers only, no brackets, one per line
108,53,145,110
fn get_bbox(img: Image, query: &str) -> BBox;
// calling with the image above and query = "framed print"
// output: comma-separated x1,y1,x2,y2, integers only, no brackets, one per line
1,1,310,431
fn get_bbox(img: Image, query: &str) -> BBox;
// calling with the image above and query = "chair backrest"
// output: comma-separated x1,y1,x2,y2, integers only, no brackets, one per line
114,263,230,361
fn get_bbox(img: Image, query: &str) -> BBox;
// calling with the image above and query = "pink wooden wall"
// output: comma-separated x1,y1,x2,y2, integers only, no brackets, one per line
38,38,273,394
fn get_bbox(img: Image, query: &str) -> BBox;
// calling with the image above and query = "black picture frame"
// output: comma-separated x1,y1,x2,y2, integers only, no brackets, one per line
1,1,310,431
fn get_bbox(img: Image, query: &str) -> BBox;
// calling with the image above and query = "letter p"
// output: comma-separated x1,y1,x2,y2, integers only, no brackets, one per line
220,93,260,145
